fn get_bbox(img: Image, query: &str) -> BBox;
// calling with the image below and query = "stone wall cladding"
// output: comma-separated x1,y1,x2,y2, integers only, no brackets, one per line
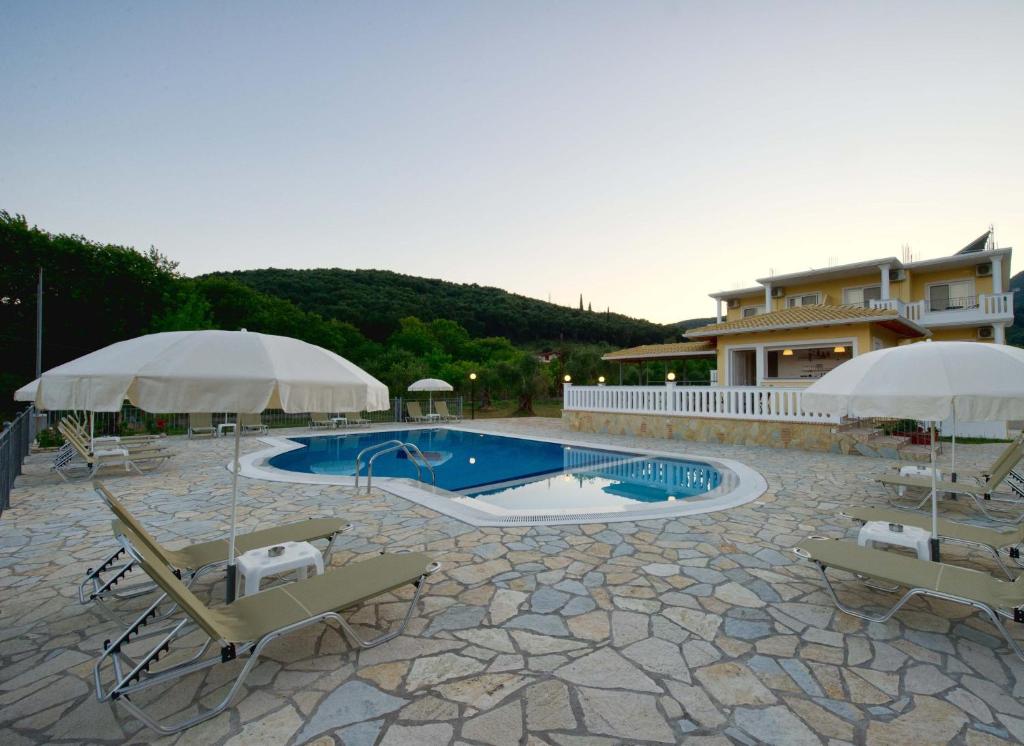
561,411,929,460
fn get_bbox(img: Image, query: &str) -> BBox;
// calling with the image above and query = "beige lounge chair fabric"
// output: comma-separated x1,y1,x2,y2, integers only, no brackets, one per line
188,412,216,438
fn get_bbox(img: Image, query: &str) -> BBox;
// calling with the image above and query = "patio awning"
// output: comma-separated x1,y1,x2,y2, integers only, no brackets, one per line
602,341,716,363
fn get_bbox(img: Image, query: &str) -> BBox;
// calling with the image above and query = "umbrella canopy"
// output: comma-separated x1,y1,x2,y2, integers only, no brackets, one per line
14,378,38,402
801,341,1024,421
407,378,453,417
20,330,390,413
407,378,453,392
18,329,389,601
802,341,1024,562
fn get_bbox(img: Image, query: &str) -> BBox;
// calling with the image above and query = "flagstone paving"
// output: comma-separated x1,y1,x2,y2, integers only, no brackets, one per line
1,418,1023,745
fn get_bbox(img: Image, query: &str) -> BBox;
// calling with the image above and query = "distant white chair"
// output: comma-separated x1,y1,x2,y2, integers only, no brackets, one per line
434,401,461,422
309,413,334,430
341,412,370,428
239,413,269,435
188,413,217,439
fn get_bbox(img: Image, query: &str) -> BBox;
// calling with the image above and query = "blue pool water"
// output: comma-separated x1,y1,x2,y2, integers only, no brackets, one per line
269,429,721,507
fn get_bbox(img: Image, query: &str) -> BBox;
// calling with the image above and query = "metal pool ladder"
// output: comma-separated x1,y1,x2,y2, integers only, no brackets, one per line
354,440,436,494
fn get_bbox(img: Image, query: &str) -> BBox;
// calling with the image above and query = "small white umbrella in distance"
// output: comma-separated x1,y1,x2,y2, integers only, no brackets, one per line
408,378,453,416
802,341,1024,561
18,330,389,600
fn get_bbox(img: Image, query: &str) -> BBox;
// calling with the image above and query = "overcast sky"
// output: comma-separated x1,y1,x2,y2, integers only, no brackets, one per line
2,1,1022,323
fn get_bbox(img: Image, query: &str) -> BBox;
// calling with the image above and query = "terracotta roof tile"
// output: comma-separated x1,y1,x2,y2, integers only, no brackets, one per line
602,341,716,361
685,305,926,337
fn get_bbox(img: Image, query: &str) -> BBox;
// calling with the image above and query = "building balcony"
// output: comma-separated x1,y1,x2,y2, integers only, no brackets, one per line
869,291,1014,329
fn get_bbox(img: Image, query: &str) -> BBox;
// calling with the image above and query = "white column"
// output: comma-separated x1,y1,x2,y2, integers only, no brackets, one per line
992,256,1003,293
716,299,723,323
755,345,765,385
995,323,1006,344
879,263,891,300
763,282,772,311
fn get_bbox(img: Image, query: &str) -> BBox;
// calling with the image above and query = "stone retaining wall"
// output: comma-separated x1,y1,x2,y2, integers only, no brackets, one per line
562,410,927,459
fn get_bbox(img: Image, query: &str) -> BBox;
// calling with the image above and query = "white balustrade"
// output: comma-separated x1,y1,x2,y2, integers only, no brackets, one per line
563,384,841,424
871,292,1013,325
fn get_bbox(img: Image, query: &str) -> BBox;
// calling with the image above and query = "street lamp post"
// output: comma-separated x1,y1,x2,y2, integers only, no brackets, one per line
469,372,477,420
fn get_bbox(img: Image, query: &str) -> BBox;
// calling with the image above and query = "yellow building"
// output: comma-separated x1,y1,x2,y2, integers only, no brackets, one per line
605,231,1014,387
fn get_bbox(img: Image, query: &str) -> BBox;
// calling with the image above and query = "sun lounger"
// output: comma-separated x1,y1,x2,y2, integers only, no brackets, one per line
81,483,352,619
880,445,1024,523
94,521,439,734
434,401,461,422
55,423,170,480
843,505,1024,578
309,412,335,430
793,536,1024,663
941,432,1024,480
62,415,165,449
239,412,269,435
188,412,217,439
341,411,370,427
405,401,431,422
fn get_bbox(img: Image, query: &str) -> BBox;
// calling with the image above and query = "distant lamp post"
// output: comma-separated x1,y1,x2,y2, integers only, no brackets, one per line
667,372,676,382
563,374,571,383
469,372,477,420
598,375,605,386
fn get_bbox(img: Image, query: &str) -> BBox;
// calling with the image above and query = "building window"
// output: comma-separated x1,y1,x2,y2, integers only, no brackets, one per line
765,344,851,380
843,285,882,307
928,280,976,311
741,305,764,318
786,293,820,308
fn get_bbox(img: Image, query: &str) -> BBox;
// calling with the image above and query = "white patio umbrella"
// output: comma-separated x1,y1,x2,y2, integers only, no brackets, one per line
802,341,1024,561
17,329,389,600
407,378,453,416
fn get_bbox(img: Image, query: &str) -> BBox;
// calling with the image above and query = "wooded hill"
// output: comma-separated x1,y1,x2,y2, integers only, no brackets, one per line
206,268,675,347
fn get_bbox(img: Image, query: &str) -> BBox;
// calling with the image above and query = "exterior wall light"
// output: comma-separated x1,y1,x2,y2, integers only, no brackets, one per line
782,349,794,356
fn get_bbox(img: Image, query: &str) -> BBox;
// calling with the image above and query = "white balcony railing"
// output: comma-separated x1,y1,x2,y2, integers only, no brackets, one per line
870,291,1014,327
564,384,841,424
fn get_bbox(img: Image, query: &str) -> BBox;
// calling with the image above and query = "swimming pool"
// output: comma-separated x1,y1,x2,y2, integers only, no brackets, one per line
269,428,721,503
244,427,766,526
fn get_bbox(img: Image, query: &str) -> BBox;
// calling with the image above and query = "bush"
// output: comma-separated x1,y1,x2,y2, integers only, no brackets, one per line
36,427,65,448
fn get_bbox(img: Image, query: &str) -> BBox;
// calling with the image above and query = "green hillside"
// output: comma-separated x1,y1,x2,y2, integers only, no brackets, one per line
1007,270,1024,347
207,268,674,347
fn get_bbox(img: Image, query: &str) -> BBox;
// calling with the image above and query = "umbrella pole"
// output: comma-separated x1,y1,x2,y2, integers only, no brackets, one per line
226,413,241,602
951,409,957,482
90,412,95,452
930,421,940,562
429,391,432,416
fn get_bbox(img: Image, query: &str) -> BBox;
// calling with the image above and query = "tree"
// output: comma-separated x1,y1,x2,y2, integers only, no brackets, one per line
578,294,584,311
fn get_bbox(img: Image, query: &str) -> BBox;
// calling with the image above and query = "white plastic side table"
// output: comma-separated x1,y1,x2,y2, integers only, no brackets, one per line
857,520,931,560
236,541,324,596
217,423,237,438
897,465,942,497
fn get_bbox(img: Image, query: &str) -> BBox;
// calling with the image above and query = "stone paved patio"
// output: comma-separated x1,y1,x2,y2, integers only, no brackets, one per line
2,418,1023,745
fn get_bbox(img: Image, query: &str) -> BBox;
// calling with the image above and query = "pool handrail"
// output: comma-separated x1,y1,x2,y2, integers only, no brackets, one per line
355,440,436,493
366,443,436,494
355,440,406,490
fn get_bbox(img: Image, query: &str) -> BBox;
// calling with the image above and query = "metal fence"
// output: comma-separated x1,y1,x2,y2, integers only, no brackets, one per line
41,397,464,437
1,406,36,516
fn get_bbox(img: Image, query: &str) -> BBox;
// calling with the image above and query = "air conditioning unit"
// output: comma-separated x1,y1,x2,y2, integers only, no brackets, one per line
977,262,993,277
978,326,994,340
727,298,741,309
889,269,907,282
771,287,785,299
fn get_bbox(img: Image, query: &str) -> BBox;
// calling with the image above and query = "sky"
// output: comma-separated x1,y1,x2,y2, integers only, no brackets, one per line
2,1,1023,324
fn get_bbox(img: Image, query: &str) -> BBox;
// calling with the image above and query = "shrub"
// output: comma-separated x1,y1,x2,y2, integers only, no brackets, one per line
36,427,65,448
